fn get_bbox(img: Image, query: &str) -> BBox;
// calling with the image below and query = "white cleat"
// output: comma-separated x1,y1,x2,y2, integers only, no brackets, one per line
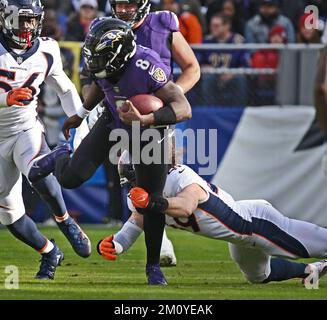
303,260,327,288
160,230,177,267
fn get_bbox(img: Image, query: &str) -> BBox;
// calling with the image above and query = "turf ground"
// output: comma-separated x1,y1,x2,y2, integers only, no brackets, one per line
0,226,326,300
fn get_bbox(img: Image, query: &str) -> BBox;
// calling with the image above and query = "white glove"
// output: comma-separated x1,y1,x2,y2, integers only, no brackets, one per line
73,118,90,151
87,103,105,130
322,150,327,176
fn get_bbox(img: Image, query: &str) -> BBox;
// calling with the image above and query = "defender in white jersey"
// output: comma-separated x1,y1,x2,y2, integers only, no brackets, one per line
97,151,327,286
0,0,90,279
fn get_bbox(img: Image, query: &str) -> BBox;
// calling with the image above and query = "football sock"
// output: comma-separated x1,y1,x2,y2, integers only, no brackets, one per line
32,174,67,218
54,212,69,223
113,220,143,253
6,215,48,252
39,240,54,254
263,258,307,283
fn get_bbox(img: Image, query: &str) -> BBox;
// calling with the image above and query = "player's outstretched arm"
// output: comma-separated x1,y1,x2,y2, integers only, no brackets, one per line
172,31,201,94
61,82,105,140
97,212,144,261
129,184,207,218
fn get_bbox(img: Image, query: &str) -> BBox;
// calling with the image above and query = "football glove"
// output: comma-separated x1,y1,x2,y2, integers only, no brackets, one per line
7,88,32,106
128,187,169,212
73,118,90,151
97,235,117,261
87,103,105,130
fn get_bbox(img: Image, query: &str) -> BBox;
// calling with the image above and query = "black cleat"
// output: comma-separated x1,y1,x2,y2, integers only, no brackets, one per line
35,240,64,280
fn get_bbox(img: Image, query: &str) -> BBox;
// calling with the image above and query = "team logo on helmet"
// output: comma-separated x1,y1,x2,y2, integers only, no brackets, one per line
96,30,123,52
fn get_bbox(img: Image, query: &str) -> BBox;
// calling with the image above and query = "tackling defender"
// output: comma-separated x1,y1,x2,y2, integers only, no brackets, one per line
97,150,327,286
0,0,91,279
29,18,192,285
78,0,201,266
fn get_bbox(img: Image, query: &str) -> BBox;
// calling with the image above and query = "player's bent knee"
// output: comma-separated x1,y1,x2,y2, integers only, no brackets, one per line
57,171,85,189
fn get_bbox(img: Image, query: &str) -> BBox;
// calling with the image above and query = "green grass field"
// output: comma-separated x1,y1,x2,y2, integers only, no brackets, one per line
0,226,326,300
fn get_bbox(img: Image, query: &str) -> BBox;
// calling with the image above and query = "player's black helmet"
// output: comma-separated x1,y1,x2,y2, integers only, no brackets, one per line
83,17,136,79
0,0,44,47
118,150,136,188
110,0,151,27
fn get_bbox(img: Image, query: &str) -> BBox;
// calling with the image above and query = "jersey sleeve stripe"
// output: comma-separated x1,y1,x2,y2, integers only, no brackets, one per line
42,52,54,77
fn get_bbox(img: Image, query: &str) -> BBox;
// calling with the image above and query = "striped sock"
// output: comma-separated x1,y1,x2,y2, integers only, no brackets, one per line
38,239,54,254
54,212,69,223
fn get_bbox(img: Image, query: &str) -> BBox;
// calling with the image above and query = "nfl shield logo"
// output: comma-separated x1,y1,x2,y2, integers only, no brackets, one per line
16,57,23,64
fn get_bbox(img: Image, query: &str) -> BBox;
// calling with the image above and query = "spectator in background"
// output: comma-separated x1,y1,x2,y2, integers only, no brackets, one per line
206,0,246,35
198,14,249,105
250,25,286,105
200,13,248,68
162,0,203,44
65,0,98,42
278,0,305,31
252,25,287,70
298,13,322,44
245,0,295,43
220,0,245,35
206,0,258,29
41,9,62,40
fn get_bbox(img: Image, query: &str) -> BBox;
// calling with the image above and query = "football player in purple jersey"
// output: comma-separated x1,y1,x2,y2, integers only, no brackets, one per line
29,18,192,285
78,0,200,267
81,0,200,102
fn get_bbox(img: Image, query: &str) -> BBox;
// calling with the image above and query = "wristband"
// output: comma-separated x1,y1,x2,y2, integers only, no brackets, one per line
153,105,177,125
76,105,90,119
96,239,103,256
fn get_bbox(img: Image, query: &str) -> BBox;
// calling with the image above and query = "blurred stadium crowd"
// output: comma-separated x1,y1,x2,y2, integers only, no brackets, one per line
42,0,327,44
38,0,327,109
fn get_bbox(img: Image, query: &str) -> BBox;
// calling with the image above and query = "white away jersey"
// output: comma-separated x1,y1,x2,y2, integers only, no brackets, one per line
127,165,253,241
0,36,77,139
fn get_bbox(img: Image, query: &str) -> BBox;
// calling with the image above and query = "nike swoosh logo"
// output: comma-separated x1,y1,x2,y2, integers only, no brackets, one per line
157,130,175,144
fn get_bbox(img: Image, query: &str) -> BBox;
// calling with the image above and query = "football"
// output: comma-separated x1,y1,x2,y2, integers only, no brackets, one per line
128,94,163,115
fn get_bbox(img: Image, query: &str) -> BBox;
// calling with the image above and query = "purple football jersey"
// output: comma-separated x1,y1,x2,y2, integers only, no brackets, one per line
134,11,179,72
97,45,171,129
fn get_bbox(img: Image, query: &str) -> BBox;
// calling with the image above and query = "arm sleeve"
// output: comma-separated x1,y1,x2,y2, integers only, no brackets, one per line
44,41,82,116
168,11,180,32
146,53,171,93
159,11,180,32
166,165,210,199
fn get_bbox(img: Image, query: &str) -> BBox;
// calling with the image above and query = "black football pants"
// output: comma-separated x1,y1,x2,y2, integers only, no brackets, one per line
55,110,168,266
